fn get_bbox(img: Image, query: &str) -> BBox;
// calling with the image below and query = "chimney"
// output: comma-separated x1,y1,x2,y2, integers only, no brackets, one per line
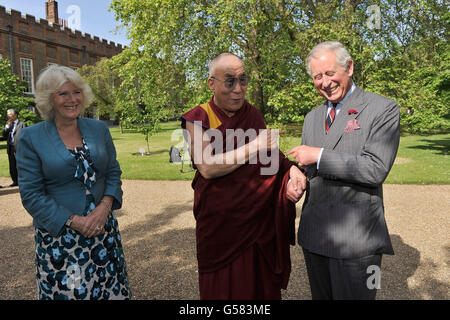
46,0,59,24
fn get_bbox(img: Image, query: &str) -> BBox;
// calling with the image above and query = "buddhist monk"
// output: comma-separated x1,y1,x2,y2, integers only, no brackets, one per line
181,53,306,299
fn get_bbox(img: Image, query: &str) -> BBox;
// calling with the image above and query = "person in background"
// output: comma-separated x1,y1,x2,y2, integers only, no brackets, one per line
2,109,27,187
16,65,132,300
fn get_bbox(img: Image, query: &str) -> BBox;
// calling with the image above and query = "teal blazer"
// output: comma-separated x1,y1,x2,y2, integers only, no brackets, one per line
16,117,123,237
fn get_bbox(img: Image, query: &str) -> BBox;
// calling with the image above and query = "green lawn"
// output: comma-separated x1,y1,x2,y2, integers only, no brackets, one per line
111,122,195,180
0,121,448,183
383,133,450,184
279,130,450,184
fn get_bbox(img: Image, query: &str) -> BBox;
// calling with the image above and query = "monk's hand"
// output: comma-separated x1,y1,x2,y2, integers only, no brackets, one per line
286,145,321,168
286,165,306,203
257,129,279,151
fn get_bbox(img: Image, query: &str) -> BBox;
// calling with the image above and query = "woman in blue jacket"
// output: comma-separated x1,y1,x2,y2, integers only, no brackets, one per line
16,65,131,300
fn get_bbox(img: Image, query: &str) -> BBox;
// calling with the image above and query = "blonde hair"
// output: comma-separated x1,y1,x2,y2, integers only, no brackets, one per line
35,65,94,120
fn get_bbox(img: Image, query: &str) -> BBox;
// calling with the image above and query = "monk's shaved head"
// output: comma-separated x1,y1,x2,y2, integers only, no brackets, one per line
207,52,247,116
209,53,243,76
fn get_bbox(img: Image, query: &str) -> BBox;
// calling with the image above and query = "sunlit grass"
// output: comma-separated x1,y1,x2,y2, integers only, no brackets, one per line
1,121,448,183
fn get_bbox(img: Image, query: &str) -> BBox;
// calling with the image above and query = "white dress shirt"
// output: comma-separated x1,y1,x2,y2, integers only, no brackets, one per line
316,83,356,169
5,119,19,143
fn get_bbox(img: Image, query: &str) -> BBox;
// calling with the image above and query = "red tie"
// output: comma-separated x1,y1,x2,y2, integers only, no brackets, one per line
325,103,337,133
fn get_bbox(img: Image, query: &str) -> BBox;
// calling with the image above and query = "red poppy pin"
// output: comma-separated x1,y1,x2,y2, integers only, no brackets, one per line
348,109,358,115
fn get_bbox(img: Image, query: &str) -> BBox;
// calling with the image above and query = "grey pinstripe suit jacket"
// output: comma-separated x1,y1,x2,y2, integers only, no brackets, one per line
298,86,400,259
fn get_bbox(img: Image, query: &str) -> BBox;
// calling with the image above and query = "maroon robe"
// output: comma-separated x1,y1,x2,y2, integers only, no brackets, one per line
181,97,296,299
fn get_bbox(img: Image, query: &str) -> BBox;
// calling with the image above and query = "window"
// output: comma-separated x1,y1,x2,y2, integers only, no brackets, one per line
20,58,34,93
19,40,32,54
89,54,97,65
70,50,79,64
46,45,57,59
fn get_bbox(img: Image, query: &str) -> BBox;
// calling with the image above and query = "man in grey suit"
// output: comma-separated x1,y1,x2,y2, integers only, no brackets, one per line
288,41,400,299
2,109,27,187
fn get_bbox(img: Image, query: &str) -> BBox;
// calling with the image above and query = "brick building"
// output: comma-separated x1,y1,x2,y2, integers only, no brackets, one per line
0,0,124,97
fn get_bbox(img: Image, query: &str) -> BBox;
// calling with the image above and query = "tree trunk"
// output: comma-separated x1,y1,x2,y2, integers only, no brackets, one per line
146,133,150,154
251,75,266,118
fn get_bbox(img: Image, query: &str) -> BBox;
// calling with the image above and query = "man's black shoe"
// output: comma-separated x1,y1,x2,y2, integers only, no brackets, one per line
9,183,18,187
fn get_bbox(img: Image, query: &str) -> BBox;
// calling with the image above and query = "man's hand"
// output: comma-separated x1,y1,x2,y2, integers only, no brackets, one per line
286,165,307,203
287,145,321,168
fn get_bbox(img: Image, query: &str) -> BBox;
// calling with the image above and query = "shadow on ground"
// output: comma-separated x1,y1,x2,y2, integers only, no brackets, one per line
0,225,36,299
382,235,449,299
117,202,199,300
0,187,19,196
285,233,448,300
1,210,448,300
407,137,450,155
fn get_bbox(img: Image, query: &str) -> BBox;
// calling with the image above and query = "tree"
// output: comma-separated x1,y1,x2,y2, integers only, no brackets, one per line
0,58,35,125
109,0,449,133
363,0,450,133
109,0,378,119
78,58,121,121
104,46,192,152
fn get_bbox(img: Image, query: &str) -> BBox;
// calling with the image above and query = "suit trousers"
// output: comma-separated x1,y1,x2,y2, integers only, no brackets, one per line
302,248,382,300
7,144,18,184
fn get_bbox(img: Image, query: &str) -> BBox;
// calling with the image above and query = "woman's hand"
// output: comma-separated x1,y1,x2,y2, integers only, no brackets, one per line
70,197,113,238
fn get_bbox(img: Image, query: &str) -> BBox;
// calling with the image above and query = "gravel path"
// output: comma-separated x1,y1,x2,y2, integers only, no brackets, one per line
0,177,448,300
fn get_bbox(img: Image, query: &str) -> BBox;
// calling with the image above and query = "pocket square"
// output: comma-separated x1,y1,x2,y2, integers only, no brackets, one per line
344,119,360,133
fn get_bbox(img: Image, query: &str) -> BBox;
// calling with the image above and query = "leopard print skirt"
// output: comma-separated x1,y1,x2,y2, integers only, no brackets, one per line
34,195,132,300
